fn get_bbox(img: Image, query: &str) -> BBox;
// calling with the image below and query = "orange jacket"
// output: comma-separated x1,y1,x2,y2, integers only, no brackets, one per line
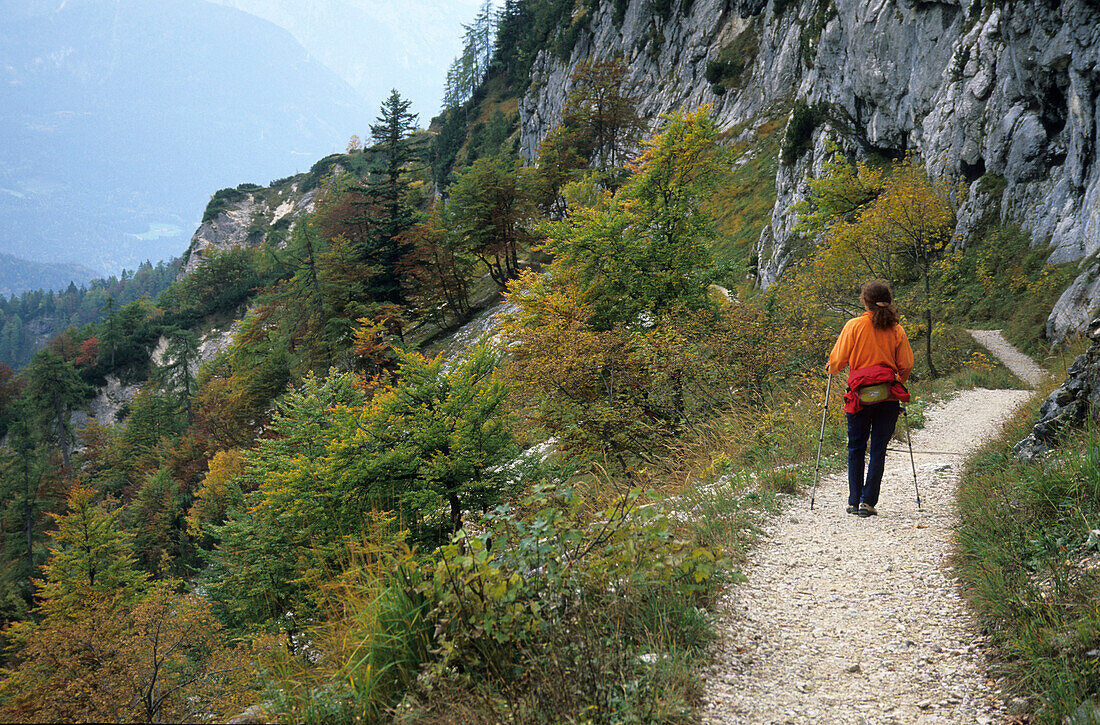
827,312,913,382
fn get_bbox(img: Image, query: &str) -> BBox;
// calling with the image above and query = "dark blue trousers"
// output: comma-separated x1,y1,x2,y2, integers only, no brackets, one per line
846,400,901,507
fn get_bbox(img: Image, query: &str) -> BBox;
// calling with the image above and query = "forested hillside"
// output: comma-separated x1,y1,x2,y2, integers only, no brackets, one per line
0,0,1092,722
0,261,179,371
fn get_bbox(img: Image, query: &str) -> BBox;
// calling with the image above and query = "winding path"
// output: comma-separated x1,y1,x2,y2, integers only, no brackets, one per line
701,334,1042,724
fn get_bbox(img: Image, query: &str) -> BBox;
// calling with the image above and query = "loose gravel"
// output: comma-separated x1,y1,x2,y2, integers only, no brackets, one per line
701,338,1041,724
967,329,1046,388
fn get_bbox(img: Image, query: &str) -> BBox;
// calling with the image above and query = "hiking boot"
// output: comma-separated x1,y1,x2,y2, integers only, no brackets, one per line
846,505,859,515
858,503,877,517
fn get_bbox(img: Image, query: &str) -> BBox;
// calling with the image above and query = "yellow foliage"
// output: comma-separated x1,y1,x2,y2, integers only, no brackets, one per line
186,448,245,537
1,584,265,723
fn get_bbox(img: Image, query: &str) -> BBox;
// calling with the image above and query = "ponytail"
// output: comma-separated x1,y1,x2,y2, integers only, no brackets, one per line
861,280,899,329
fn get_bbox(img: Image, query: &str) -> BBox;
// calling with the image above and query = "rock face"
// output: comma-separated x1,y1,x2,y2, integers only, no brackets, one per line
1015,317,1100,461
179,183,316,278
71,321,240,444
518,0,1100,335
70,375,142,432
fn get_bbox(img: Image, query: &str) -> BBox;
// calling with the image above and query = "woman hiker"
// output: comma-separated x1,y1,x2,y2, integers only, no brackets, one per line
827,280,914,517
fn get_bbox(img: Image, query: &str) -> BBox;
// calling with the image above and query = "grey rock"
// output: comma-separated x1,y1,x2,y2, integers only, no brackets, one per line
517,0,1100,340
1047,265,1100,343
1018,316,1100,459
179,185,315,279
1065,701,1100,725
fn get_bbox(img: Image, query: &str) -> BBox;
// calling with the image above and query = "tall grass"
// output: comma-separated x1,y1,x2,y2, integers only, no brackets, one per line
268,567,434,724
956,383,1100,722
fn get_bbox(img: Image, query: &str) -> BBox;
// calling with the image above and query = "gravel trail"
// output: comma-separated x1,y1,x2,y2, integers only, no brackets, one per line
967,329,1046,387
701,338,1041,724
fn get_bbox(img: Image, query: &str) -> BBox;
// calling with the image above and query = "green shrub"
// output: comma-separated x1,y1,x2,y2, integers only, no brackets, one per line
202,186,250,223
405,484,726,721
975,171,1007,200
799,0,837,67
705,23,760,91
931,224,1076,352
160,246,270,324
650,0,676,21
613,0,629,23
780,101,823,166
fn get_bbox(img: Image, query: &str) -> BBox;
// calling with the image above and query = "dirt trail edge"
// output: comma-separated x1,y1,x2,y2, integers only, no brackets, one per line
702,335,1041,724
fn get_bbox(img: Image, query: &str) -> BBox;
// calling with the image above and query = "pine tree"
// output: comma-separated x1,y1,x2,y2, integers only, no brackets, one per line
367,89,420,304
35,485,148,618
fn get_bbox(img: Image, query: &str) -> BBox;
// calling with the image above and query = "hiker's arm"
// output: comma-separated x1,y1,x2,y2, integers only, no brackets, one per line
895,329,914,383
826,324,852,375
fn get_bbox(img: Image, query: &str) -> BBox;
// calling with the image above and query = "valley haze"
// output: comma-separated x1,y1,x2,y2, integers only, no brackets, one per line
0,0,484,292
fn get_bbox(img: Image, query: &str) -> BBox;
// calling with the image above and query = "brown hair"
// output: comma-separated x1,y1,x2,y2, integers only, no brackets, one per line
861,280,899,329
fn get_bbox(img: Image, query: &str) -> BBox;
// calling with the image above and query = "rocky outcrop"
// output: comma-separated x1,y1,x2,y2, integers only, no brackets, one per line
518,0,1100,334
70,375,142,431
71,321,240,443
179,183,317,278
1015,317,1100,461
1047,264,1100,343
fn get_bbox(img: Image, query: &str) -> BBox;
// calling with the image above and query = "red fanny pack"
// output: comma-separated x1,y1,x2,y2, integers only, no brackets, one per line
843,364,909,414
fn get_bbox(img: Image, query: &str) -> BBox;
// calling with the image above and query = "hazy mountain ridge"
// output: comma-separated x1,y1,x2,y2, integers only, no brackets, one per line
0,0,369,276
0,253,95,297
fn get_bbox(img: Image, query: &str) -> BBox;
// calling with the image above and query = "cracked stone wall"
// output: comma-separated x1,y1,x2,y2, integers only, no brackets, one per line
518,0,1100,340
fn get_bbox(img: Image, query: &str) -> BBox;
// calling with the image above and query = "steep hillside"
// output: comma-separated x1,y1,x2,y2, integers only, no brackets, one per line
4,4,1093,722
511,0,1100,341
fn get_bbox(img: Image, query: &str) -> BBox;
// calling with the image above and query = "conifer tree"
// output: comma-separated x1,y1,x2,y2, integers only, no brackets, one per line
443,0,497,108
158,327,200,419
368,89,420,304
26,348,89,468
35,485,148,618
0,398,42,619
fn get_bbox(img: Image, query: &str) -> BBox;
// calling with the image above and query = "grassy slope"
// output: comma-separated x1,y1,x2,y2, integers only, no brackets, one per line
707,116,783,281
954,340,1100,723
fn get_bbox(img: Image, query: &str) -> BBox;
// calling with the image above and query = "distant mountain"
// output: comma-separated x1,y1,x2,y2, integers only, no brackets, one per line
0,0,370,275
207,0,485,118
0,253,95,297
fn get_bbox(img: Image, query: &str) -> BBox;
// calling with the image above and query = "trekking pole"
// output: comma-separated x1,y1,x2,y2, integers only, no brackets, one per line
902,406,921,509
809,373,832,511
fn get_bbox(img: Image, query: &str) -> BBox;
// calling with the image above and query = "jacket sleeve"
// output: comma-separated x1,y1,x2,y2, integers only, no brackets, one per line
827,322,852,374
895,326,914,383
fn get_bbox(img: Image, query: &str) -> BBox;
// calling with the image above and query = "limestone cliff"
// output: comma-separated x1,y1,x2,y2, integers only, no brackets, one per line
179,181,318,278
517,0,1100,341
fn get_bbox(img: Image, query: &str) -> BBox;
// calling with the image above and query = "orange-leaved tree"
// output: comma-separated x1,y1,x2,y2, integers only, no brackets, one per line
793,151,957,376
